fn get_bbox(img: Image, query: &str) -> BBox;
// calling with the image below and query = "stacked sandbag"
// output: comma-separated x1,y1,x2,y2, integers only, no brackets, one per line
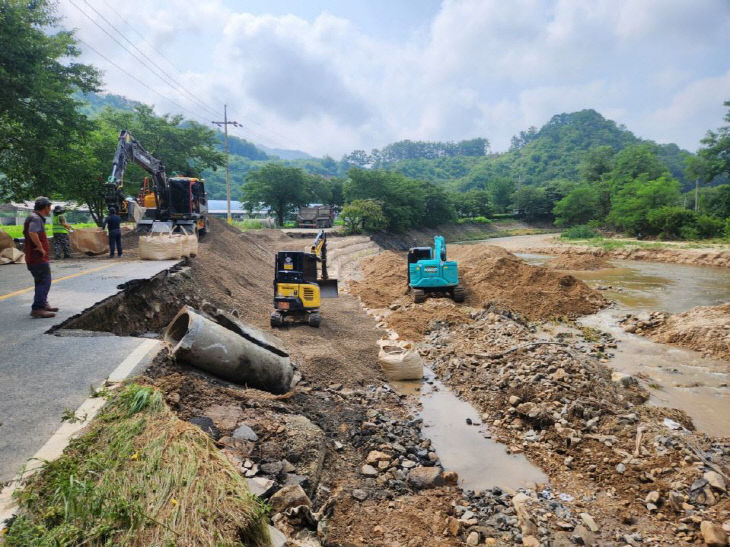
0,247,25,265
139,233,183,260
377,339,424,380
186,234,198,257
70,228,109,255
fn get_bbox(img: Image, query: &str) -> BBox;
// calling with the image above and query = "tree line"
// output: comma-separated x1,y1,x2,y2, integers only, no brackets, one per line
0,1,224,224
3,2,729,239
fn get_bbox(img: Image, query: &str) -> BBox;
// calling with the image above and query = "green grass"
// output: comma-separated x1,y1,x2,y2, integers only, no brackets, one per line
231,219,274,231
4,384,269,546
1,223,98,239
569,237,730,251
456,216,493,224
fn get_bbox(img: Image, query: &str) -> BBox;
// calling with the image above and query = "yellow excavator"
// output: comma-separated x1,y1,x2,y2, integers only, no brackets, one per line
270,231,338,328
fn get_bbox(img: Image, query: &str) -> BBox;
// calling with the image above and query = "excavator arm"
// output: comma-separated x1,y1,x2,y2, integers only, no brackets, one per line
106,130,169,219
310,230,338,297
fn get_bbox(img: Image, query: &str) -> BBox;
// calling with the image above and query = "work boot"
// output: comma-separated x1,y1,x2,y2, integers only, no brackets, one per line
44,304,59,312
31,309,56,318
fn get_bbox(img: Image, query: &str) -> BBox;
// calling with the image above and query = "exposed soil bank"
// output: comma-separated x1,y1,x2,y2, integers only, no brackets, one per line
621,304,730,362
524,243,730,268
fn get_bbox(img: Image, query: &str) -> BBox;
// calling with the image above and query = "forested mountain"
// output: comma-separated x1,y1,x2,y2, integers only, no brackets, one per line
76,92,141,117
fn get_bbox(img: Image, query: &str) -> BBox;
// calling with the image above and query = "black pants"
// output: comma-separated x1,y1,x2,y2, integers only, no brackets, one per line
109,229,122,257
28,262,52,310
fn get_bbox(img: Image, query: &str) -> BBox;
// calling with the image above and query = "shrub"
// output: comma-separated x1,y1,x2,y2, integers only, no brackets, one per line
679,225,699,240
646,206,697,239
457,216,492,224
561,225,599,239
695,215,725,239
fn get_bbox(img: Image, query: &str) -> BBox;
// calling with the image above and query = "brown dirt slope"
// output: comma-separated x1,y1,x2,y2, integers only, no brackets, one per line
351,244,606,321
190,219,383,388
524,244,730,268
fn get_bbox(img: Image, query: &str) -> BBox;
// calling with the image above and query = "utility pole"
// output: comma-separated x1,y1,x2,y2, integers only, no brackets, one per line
212,105,241,224
694,179,700,212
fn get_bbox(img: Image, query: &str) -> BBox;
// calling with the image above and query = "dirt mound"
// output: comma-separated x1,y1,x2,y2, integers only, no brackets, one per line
452,244,607,319
386,299,473,341
349,250,408,308
351,245,606,320
629,304,730,362
546,254,612,271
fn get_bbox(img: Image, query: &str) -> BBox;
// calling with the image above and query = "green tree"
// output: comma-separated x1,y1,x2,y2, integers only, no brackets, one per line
697,100,730,180
242,164,311,226
0,0,100,200
67,105,224,225
607,175,681,234
553,185,601,226
344,169,426,232
487,177,515,213
95,106,223,178
340,199,387,234
701,184,730,219
608,143,669,195
646,206,697,238
453,189,493,218
512,186,551,220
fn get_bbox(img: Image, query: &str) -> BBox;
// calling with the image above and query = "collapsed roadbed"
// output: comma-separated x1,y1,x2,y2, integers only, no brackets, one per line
4,219,729,546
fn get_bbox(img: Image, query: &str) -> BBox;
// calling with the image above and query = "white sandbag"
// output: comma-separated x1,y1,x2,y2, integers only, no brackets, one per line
179,233,191,257
186,234,198,257
0,247,25,263
139,234,183,260
377,339,423,381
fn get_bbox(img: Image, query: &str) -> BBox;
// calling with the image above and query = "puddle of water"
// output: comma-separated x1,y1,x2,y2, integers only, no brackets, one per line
395,370,548,492
569,260,730,436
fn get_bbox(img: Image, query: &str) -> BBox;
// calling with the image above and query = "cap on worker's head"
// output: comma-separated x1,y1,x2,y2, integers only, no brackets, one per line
109,207,117,214
34,196,52,211
53,205,65,214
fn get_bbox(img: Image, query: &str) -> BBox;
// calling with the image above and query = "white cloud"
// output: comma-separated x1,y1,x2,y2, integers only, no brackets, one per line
57,0,730,156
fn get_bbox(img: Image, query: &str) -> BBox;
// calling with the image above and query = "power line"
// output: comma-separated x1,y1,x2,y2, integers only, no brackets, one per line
68,0,213,122
96,0,227,107
80,0,220,119
76,37,206,122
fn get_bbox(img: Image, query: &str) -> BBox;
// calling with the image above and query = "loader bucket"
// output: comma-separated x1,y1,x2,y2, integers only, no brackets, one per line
318,278,339,298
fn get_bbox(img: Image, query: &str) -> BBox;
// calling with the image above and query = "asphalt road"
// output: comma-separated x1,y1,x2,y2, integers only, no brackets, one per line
0,258,178,483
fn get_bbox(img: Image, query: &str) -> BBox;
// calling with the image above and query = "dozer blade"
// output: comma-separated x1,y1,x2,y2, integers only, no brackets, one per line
318,278,339,298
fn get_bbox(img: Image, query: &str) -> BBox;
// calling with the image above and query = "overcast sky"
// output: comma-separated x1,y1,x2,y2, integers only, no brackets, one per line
58,0,730,157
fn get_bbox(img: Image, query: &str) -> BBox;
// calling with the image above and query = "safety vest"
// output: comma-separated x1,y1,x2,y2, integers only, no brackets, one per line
52,214,67,235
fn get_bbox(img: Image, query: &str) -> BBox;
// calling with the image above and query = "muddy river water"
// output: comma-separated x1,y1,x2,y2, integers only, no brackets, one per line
521,255,730,437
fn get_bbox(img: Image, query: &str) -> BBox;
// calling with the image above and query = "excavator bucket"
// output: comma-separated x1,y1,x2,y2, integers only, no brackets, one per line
318,278,339,298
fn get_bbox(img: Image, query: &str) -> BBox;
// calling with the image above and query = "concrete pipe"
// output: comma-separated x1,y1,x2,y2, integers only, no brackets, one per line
165,307,295,394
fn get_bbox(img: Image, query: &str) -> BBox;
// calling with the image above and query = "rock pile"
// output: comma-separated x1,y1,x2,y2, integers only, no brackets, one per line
418,308,730,543
622,304,730,361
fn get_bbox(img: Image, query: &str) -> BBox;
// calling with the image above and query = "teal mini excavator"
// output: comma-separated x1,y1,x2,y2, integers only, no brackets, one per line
407,235,465,304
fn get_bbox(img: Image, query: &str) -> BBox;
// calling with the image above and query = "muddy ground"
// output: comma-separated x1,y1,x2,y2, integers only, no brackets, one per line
57,219,729,546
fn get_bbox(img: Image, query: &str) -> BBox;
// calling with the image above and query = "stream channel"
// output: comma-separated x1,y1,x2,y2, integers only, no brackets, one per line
387,242,730,494
520,254,730,438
